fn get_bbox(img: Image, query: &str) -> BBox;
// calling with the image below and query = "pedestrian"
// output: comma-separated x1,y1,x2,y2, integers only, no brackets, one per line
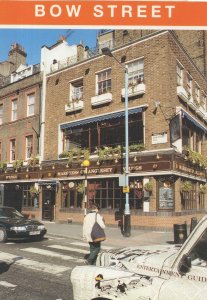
83,203,106,265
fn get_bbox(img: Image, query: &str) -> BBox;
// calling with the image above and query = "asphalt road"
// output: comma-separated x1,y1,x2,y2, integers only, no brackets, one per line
0,234,100,300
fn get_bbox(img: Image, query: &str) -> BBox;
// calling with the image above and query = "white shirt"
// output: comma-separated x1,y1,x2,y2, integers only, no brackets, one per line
83,211,106,242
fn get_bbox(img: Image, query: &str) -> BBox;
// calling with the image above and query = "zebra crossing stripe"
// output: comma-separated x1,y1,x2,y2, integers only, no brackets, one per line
70,241,113,250
47,245,89,254
0,281,17,288
21,247,84,262
0,251,71,275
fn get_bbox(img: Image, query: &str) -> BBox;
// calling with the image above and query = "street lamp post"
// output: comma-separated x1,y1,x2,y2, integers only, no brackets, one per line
101,47,131,237
82,159,90,216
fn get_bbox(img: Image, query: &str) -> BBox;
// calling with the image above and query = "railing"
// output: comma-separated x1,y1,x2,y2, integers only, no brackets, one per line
0,64,40,88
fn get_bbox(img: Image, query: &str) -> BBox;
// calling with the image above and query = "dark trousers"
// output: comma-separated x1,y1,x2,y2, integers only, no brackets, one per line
87,242,101,265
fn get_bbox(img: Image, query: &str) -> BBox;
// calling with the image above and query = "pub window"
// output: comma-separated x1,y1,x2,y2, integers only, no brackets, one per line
23,185,39,208
158,178,174,210
186,74,192,97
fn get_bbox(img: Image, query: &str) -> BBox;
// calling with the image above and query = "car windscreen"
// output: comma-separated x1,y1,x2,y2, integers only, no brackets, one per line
0,208,24,219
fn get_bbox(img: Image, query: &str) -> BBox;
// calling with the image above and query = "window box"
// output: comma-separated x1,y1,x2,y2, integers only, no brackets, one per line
188,97,198,111
196,106,206,117
65,100,84,113
177,86,188,103
122,82,146,98
91,92,112,107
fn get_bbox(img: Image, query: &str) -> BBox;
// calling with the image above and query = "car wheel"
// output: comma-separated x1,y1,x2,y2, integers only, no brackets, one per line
0,228,7,243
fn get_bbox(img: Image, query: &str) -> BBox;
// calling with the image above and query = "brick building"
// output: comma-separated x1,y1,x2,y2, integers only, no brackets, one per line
41,30,207,230
0,44,42,216
0,30,207,230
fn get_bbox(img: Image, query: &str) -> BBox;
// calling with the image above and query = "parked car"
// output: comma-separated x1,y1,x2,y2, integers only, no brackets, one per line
71,214,207,300
0,206,47,242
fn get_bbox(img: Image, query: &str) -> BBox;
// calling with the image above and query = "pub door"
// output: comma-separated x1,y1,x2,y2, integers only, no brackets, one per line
42,189,55,221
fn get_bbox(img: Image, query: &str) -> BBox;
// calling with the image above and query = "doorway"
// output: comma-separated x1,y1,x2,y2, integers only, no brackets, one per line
42,188,56,221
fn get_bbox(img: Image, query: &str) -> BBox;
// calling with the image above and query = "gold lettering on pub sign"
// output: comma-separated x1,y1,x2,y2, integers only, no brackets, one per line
6,175,18,180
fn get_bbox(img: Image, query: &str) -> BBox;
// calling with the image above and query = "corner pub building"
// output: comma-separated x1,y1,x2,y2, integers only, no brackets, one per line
0,29,207,231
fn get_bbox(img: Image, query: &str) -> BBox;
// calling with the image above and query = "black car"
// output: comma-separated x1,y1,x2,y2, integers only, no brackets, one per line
0,206,47,242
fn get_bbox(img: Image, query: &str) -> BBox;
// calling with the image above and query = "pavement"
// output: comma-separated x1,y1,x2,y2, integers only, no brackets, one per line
42,221,175,248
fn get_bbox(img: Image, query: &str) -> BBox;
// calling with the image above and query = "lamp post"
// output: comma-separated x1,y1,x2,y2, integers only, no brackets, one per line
101,47,131,237
82,159,90,216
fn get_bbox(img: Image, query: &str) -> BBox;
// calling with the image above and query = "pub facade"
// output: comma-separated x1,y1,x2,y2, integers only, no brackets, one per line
0,30,207,230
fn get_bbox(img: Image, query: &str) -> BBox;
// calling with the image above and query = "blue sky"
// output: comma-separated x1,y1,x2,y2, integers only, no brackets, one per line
0,29,98,65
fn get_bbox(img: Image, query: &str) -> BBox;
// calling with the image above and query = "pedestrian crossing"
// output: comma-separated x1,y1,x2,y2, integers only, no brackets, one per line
0,237,114,290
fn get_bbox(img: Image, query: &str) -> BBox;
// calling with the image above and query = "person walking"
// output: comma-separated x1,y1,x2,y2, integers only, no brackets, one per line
83,203,106,265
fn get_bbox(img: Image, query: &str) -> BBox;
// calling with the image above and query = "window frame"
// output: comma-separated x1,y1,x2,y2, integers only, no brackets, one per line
127,58,144,86
11,99,18,122
10,138,16,162
25,135,33,160
27,93,35,117
96,68,112,95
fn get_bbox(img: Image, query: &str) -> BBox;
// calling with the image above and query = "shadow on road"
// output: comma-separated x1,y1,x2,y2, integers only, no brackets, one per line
0,257,23,274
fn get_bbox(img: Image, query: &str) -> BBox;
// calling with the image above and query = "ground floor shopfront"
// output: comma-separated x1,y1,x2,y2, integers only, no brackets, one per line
0,150,206,231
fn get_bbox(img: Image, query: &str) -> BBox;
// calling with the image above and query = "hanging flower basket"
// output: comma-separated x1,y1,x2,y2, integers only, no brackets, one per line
181,181,193,192
199,184,207,194
144,181,153,192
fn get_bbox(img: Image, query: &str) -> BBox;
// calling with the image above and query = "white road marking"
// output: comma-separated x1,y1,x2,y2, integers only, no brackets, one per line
0,281,17,288
45,235,65,240
21,247,84,262
0,252,71,274
70,241,113,250
47,245,89,254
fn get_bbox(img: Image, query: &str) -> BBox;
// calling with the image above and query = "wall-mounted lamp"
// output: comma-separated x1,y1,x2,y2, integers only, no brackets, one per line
133,156,137,162
153,100,161,114
114,158,118,164
52,165,55,170
156,154,161,160
153,164,158,170
96,160,100,166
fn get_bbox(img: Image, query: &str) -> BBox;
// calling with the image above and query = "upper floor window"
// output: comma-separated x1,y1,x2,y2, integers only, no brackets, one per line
70,80,83,102
195,85,200,104
11,99,17,121
10,139,16,162
176,63,183,86
0,104,3,125
25,135,33,160
27,93,35,117
97,69,111,95
186,74,192,97
128,58,144,86
200,93,206,109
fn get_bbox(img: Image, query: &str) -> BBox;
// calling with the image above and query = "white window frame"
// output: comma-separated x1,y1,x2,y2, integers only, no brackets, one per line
195,85,200,104
25,135,33,160
10,139,16,162
186,73,192,97
96,69,111,95
70,79,83,102
176,63,183,86
11,99,17,121
27,93,35,117
127,58,144,86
